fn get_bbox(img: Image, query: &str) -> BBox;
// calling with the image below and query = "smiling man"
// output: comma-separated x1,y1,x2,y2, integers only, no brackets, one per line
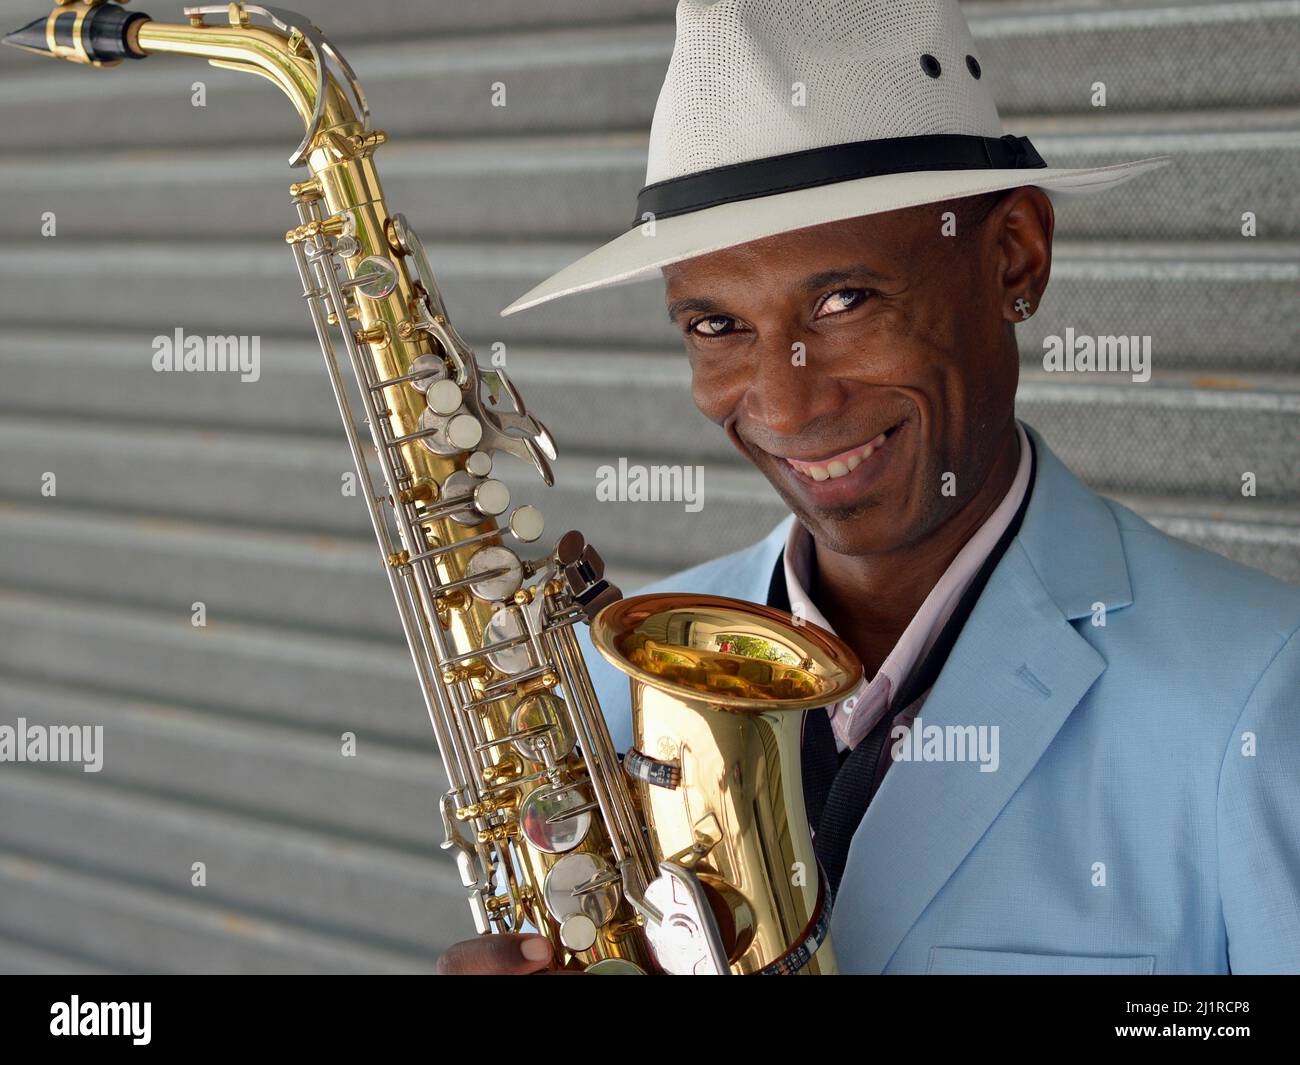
436,0,1300,976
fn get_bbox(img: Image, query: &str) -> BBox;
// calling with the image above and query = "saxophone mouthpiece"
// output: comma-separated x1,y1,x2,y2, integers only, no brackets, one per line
2,17,47,54
4,1,149,66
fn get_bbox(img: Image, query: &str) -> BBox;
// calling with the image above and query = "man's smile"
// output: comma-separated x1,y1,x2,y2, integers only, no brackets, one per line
780,421,906,481
757,419,909,506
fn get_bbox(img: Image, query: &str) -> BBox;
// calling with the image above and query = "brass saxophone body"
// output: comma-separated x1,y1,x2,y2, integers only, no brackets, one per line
6,1,861,974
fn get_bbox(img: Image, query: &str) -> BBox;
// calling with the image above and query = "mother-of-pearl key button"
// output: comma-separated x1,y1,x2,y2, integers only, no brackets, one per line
560,913,598,952
473,479,510,517
425,378,463,415
465,451,492,477
509,505,544,543
446,413,482,451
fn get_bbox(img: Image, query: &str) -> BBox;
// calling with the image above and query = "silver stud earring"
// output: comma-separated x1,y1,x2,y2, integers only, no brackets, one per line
1013,297,1033,320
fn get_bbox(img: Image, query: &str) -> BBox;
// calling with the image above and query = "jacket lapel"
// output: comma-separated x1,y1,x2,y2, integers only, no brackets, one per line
827,426,1134,972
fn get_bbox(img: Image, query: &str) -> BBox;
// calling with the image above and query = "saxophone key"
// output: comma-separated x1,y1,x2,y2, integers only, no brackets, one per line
472,479,510,518
416,408,482,455
341,255,399,300
424,378,463,416
465,544,523,602
480,609,534,675
509,693,574,761
559,914,598,953
518,783,592,854
508,505,545,543
439,470,509,526
543,855,620,930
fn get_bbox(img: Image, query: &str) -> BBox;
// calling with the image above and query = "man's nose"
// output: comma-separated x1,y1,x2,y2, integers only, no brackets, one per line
742,336,846,438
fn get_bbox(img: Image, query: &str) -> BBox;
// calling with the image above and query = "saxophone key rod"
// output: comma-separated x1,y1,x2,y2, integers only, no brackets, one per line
296,213,497,822
307,229,476,631
401,529,510,566
367,366,444,392
417,566,511,596
475,664,555,700
541,623,649,878
439,633,531,667
289,238,480,809
471,724,555,753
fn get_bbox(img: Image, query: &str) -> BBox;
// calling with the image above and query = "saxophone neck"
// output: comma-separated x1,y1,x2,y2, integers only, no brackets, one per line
4,2,370,167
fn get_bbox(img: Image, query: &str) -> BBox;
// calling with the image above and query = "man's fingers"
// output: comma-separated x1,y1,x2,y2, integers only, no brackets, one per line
435,933,554,975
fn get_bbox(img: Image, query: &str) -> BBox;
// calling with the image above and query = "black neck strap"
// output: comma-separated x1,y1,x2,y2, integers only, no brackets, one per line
634,133,1046,226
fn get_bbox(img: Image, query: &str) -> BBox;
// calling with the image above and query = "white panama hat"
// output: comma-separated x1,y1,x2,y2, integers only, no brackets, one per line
501,0,1168,317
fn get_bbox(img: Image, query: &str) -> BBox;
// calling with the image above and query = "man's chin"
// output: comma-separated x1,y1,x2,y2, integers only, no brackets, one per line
753,448,919,556
797,508,906,557
768,482,905,557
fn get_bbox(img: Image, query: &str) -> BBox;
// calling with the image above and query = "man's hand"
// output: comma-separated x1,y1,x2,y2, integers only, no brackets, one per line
435,933,555,975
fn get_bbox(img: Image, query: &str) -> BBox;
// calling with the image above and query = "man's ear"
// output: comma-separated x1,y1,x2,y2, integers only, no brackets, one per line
993,186,1055,323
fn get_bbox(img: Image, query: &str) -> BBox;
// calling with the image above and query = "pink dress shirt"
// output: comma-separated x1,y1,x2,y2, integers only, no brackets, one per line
784,420,1032,752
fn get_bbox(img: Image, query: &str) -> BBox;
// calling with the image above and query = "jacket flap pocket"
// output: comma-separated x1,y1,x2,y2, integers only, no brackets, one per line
928,947,1155,975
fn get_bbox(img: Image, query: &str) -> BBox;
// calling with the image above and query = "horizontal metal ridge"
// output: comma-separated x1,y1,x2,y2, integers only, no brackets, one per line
0,849,440,974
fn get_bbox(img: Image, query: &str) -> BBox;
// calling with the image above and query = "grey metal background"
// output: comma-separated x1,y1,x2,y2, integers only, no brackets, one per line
0,0,1295,973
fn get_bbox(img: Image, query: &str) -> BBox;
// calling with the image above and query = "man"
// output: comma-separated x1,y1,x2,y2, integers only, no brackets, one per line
438,0,1300,975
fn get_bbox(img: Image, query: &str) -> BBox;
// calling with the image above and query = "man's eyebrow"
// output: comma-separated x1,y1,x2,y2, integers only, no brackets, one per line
800,265,891,291
666,296,727,322
665,265,891,321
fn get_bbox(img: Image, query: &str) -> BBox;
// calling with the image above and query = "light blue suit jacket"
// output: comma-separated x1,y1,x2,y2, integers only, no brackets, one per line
575,425,1300,974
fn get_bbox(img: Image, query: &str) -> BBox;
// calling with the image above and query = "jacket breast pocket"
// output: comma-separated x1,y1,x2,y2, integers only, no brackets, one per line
928,947,1156,975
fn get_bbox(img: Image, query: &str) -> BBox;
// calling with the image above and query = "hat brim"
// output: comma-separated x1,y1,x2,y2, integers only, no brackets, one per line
500,156,1170,316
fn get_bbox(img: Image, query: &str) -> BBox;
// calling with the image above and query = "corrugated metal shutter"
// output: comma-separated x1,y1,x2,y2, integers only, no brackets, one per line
0,0,1295,973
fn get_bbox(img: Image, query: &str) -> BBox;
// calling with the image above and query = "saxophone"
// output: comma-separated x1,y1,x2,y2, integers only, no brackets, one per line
6,0,862,974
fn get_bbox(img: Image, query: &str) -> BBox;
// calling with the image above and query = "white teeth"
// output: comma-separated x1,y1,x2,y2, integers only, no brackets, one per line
786,427,896,482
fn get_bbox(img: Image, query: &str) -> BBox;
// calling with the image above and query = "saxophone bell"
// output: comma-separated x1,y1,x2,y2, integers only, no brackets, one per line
591,593,861,974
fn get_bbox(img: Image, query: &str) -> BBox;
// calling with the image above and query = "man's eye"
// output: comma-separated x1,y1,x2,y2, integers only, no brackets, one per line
689,315,738,337
816,288,871,316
